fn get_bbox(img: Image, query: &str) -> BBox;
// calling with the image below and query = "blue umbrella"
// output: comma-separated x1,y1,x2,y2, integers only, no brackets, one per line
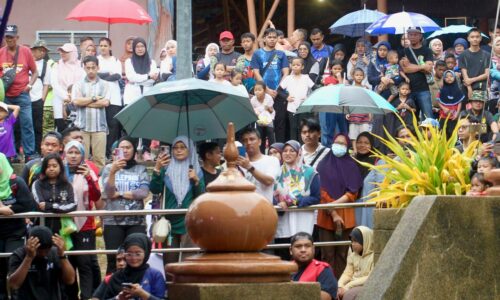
297,85,397,115
427,25,489,39
329,7,386,37
366,11,440,35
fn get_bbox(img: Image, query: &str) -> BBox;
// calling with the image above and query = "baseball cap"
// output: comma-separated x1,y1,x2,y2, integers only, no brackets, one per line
5,25,18,37
406,27,422,34
31,39,49,51
419,118,440,129
469,90,487,102
57,43,77,53
219,31,234,41
0,102,9,113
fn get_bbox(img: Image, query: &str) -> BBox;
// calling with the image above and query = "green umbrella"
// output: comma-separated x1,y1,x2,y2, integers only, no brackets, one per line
297,84,397,114
115,78,257,142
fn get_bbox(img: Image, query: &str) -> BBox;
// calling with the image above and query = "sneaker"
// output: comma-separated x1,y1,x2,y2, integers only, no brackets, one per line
142,151,152,161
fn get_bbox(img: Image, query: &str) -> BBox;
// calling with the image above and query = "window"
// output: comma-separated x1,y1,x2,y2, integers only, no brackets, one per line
36,31,108,60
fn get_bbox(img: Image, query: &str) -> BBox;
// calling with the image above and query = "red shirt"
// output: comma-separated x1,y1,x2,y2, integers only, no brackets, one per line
323,76,339,86
0,45,37,97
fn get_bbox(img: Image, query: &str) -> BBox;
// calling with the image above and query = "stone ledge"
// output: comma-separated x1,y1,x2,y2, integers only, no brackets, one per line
372,208,405,230
168,282,321,300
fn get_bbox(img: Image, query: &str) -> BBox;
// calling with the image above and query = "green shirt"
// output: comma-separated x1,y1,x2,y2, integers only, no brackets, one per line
150,169,205,235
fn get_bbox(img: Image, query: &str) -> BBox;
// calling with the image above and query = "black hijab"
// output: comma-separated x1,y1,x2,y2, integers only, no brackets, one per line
118,136,138,169
298,41,317,75
131,38,151,75
332,43,347,67
354,132,376,179
104,233,152,298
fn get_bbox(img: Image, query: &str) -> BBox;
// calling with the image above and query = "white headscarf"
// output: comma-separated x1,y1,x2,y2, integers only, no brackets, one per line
204,43,219,67
165,136,202,207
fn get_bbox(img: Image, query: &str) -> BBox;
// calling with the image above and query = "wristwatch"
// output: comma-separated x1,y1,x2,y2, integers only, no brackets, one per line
59,255,68,260
248,166,255,173
91,96,97,102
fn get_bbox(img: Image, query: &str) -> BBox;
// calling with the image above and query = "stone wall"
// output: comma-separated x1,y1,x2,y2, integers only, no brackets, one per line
359,196,500,300
372,208,405,264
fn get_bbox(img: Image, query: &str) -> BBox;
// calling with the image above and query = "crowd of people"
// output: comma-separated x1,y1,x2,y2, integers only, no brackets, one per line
0,19,498,299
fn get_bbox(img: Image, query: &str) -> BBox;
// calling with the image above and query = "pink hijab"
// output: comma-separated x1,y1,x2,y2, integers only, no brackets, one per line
57,43,83,90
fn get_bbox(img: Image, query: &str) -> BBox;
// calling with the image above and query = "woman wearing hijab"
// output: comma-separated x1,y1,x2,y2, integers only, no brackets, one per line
297,42,320,83
159,40,177,81
63,141,101,299
353,132,377,228
269,142,285,164
489,37,500,111
316,133,363,279
100,233,166,300
347,38,372,88
273,140,320,260
101,136,150,274
429,38,445,62
51,43,85,132
119,36,135,78
196,43,219,80
367,41,392,154
123,38,158,106
438,70,465,138
0,153,34,297
151,136,205,265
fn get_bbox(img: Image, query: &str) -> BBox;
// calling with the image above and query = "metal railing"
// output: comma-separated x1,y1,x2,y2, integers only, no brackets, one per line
0,202,376,257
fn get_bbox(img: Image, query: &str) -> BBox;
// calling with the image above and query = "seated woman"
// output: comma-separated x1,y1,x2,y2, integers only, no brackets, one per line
337,226,374,300
100,233,166,300
273,140,320,260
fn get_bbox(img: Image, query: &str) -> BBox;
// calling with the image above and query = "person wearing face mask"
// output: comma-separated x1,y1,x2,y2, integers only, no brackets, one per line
100,136,150,274
151,136,205,267
273,140,320,260
316,133,363,279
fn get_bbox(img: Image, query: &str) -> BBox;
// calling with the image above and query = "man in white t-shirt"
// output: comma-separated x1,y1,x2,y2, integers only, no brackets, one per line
237,127,280,203
30,40,52,155
300,118,329,170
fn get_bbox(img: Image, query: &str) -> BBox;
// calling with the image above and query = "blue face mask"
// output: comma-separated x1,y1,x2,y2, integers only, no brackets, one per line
331,143,347,157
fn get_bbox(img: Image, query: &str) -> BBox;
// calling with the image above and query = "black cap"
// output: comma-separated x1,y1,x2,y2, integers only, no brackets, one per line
5,24,18,37
407,27,422,34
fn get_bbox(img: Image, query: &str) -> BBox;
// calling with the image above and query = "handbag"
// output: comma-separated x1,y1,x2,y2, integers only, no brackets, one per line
152,185,171,243
2,46,19,92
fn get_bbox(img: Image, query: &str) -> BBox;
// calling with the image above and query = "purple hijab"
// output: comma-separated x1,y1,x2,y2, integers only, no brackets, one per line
317,133,363,199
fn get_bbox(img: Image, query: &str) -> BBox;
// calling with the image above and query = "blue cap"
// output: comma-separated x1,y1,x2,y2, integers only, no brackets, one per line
420,118,440,129
453,38,468,49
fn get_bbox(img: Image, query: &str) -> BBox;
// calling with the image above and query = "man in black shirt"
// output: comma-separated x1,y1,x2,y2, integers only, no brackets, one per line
214,31,242,74
199,142,222,186
400,27,434,120
459,27,490,99
8,226,75,300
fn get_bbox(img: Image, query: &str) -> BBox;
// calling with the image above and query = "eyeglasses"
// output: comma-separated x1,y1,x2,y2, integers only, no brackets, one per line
125,252,145,258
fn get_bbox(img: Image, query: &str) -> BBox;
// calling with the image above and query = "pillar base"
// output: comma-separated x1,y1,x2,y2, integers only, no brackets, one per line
167,252,297,283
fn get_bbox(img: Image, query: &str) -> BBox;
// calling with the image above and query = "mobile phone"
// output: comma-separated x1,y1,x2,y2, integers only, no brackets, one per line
121,282,133,289
238,146,246,157
114,148,124,160
69,165,79,173
160,145,170,157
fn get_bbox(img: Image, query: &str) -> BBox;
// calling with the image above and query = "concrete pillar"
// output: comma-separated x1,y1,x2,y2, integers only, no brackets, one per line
377,0,388,42
287,0,295,37
176,0,192,79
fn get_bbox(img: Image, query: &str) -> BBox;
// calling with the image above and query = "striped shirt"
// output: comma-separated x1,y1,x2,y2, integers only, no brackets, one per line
347,114,371,124
72,76,110,133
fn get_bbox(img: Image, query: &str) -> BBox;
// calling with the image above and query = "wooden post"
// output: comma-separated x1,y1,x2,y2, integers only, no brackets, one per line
257,0,280,41
246,0,258,37
229,0,248,28
223,0,231,30
377,0,388,42
260,0,266,28
287,0,295,37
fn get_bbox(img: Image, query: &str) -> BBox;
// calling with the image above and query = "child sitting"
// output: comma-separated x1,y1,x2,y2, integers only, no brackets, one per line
383,50,410,103
467,173,491,196
0,102,20,161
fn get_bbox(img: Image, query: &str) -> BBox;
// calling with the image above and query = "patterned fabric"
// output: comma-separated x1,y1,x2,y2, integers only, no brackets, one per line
72,76,110,132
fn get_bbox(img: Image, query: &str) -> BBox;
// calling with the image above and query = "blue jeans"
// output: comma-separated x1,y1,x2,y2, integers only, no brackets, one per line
412,90,433,121
319,112,347,147
5,92,35,156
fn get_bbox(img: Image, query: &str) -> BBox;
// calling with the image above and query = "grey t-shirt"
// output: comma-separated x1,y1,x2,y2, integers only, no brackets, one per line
458,49,490,91
100,164,150,226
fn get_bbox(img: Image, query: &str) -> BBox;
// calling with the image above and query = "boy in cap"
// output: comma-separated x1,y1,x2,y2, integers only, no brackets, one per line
0,102,20,161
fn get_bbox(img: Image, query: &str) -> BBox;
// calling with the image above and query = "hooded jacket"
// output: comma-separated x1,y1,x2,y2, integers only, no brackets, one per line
338,226,374,290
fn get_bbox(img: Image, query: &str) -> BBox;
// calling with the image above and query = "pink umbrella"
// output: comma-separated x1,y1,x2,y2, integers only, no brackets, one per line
66,0,152,32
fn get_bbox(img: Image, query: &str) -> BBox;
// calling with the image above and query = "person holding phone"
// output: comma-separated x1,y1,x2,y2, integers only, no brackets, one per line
150,136,205,267
99,233,165,300
63,140,102,299
101,137,150,274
